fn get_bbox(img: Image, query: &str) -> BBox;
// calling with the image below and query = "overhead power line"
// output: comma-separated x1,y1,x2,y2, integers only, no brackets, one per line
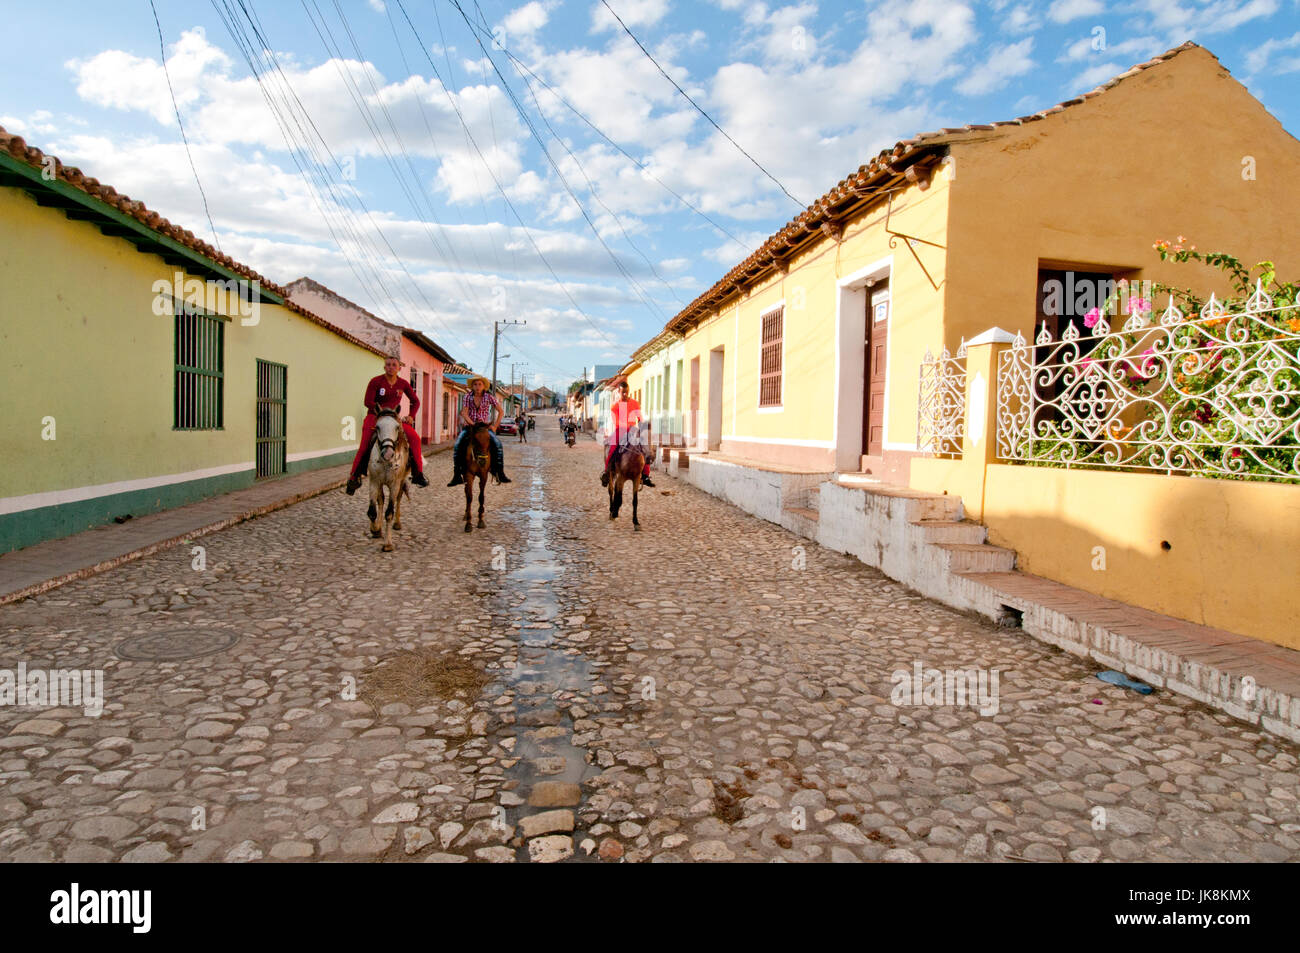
151,0,222,253
598,0,807,210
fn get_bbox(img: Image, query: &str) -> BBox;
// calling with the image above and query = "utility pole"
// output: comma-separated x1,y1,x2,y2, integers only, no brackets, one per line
510,362,529,415
491,318,526,394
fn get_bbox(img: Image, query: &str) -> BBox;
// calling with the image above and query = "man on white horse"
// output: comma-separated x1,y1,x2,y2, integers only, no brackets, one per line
345,356,428,495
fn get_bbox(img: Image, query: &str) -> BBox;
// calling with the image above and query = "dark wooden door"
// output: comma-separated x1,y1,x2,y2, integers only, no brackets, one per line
863,280,890,457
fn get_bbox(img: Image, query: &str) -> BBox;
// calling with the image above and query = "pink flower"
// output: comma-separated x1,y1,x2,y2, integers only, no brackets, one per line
1083,307,1102,329
1127,297,1152,315
1079,356,1101,375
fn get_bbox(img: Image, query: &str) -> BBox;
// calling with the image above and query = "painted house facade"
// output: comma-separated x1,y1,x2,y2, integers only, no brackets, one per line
636,44,1300,645
284,277,457,449
0,127,384,553
660,44,1298,481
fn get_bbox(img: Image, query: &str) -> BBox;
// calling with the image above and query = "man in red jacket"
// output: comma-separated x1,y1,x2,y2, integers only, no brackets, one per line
345,356,429,494
600,380,654,487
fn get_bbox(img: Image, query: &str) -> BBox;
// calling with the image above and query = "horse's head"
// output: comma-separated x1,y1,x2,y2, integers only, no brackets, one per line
374,411,405,467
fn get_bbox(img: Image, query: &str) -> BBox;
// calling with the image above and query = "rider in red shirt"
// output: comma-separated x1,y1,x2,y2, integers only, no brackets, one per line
345,356,428,494
600,381,654,487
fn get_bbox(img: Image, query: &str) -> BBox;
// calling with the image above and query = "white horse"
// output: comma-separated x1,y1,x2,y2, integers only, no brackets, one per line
366,409,410,552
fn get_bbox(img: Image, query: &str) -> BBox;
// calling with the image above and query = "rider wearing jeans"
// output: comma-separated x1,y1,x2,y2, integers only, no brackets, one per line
600,380,654,488
345,356,428,495
448,375,512,485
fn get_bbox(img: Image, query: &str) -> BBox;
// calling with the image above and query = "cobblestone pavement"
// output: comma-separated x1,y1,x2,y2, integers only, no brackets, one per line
1,418,1298,863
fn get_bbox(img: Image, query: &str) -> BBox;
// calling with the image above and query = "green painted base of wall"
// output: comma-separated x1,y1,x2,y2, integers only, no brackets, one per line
1,449,354,554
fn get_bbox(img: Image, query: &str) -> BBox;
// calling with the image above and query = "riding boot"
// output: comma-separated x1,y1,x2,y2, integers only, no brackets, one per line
447,459,464,487
641,471,655,488
447,432,467,486
345,474,363,495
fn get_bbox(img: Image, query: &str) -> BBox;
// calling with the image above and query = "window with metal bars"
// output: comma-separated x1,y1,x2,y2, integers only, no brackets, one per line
174,303,227,430
759,306,784,408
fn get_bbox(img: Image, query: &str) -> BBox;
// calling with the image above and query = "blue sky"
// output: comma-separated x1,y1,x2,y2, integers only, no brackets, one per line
4,0,1299,388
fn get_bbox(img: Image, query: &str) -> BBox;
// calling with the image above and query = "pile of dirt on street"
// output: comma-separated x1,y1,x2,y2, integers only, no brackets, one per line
360,649,489,712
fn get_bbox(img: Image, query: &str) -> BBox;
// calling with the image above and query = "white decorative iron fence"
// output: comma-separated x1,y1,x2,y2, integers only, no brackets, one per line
917,341,967,456
997,286,1300,483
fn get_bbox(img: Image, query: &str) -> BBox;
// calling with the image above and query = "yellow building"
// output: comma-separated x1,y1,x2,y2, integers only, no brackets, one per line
640,44,1300,646
0,126,387,552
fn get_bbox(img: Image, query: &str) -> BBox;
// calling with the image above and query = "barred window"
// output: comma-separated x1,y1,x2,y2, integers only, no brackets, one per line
174,304,227,430
759,306,783,407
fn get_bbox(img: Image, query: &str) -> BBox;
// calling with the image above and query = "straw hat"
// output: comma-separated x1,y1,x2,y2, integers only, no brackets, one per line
466,374,491,387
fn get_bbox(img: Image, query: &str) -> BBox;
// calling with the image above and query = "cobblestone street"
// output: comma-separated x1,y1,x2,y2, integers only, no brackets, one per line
2,417,1298,863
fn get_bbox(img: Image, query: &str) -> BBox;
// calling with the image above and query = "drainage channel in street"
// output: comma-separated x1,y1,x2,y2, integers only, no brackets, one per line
495,441,601,862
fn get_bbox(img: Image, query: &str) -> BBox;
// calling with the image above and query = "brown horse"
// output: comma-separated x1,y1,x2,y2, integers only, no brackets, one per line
462,422,492,532
607,445,646,530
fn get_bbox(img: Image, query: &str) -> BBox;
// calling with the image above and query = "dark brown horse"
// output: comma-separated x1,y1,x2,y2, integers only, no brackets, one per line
607,445,646,530
462,423,492,532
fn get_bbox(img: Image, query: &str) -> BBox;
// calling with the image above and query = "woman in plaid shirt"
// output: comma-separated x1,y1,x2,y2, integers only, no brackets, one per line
448,375,512,485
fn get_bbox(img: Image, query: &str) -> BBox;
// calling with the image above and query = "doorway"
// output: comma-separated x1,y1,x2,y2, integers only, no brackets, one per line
255,359,287,479
862,278,890,458
689,356,700,446
708,348,724,451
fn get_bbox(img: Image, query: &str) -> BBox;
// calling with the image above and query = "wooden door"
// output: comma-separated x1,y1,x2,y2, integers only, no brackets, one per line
863,280,890,457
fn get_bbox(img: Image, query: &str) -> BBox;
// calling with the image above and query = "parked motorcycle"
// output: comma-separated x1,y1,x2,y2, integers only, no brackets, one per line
564,425,577,447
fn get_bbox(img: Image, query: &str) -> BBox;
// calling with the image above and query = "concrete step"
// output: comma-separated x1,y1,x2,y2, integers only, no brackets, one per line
835,472,881,488
806,486,820,512
934,542,1016,573
913,519,986,545
782,505,819,522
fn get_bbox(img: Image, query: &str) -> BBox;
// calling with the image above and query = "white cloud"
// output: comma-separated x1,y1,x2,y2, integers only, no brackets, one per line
1244,30,1300,74
1003,5,1041,33
367,0,386,12
1061,34,1161,63
1048,0,1105,24
957,38,1035,95
67,27,231,125
1136,0,1279,40
590,0,672,33
502,1,554,37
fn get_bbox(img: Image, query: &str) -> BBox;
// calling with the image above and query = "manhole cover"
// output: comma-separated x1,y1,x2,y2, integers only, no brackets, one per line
113,628,240,661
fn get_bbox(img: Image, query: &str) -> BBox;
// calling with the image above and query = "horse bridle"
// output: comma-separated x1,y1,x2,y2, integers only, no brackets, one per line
374,406,404,470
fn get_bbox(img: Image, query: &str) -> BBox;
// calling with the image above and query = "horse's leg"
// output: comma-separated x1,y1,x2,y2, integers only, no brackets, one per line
477,473,486,528
393,461,405,531
368,481,383,538
608,476,616,519
633,477,640,530
464,473,473,532
382,480,396,552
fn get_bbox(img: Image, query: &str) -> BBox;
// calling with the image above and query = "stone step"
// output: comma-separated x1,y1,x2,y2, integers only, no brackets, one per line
934,542,1016,574
782,505,819,522
913,519,986,545
835,472,881,488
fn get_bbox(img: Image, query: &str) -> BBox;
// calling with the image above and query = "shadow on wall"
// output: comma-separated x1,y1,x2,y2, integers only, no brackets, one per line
979,463,1300,648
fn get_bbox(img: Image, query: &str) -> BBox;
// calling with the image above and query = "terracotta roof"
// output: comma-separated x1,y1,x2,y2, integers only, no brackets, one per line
658,41,1208,337
0,127,385,357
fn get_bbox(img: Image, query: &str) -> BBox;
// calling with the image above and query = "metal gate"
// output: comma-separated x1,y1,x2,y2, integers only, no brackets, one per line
256,360,287,479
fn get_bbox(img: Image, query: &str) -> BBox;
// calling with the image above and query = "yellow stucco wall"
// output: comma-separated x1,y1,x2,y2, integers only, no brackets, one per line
680,169,951,459
981,465,1300,647
942,46,1300,351
0,184,381,499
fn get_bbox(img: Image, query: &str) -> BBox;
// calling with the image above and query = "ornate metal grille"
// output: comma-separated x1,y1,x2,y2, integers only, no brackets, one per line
997,286,1300,482
917,340,966,456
